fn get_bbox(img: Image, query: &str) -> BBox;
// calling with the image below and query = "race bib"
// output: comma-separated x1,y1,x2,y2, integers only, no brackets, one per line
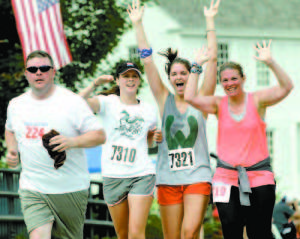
110,145,136,166
25,126,46,139
21,123,49,145
213,182,231,203
168,148,195,171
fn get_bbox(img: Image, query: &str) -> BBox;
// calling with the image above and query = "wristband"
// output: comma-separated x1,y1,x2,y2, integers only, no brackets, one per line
191,62,203,74
138,48,153,58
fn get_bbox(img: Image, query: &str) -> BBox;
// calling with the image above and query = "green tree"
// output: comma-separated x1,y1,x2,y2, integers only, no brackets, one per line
0,0,153,161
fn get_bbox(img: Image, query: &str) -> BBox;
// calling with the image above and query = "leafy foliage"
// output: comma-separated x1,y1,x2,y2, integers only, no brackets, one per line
59,0,131,90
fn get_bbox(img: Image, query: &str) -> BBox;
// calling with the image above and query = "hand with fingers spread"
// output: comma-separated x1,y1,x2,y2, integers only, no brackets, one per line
6,149,19,168
204,0,221,18
94,75,114,87
195,46,210,66
254,40,273,65
127,0,144,25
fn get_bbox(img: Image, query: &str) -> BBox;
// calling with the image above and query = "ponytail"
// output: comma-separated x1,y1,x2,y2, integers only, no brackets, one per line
98,85,120,96
158,48,191,78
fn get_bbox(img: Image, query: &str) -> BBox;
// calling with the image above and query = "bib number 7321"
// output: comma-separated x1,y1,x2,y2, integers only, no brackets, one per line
168,148,195,171
110,145,136,166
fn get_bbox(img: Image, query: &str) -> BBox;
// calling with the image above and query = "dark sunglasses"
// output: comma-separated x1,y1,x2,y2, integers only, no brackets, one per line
26,65,53,73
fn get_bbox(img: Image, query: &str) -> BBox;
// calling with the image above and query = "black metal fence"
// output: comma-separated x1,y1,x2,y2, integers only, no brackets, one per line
0,169,115,239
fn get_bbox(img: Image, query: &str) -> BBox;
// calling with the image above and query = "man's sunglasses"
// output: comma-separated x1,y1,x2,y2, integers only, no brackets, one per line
26,65,53,73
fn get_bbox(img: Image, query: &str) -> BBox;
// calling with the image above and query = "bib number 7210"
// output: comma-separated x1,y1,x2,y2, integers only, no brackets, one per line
110,145,136,165
168,148,195,171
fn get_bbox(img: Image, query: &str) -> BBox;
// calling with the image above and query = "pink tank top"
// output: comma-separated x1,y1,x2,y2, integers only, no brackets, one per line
213,93,275,187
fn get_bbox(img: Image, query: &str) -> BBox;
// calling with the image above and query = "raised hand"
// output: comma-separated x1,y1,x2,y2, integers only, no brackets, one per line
194,45,210,66
253,40,273,65
204,0,221,18
94,75,114,87
127,0,144,25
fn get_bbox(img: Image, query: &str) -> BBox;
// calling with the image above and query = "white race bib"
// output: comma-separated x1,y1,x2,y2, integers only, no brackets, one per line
168,148,195,171
110,145,136,166
213,182,231,203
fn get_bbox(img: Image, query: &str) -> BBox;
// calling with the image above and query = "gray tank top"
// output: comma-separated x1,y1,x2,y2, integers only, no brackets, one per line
156,93,212,185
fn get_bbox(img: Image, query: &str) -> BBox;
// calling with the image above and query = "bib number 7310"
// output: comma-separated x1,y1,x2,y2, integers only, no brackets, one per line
110,145,136,166
168,148,195,171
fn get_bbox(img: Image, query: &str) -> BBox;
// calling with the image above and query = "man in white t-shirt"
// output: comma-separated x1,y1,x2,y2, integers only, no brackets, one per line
5,50,106,239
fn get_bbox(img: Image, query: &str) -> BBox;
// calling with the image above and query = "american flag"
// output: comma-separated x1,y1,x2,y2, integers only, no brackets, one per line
11,0,72,69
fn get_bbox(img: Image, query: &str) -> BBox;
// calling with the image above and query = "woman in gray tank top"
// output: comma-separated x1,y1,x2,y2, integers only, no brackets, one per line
128,0,220,238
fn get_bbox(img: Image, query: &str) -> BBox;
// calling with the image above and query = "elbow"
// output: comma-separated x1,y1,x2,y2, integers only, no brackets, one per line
289,81,294,92
285,81,294,95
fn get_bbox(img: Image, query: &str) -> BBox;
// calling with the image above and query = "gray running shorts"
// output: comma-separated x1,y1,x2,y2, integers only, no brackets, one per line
103,174,155,206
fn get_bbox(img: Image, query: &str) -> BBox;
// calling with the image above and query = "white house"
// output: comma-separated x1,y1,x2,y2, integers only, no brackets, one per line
97,0,300,198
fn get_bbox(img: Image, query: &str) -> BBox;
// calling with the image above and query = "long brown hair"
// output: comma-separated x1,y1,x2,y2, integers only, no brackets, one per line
99,85,120,96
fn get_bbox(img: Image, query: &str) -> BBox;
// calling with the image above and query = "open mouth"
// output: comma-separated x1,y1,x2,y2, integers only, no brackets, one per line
176,83,184,87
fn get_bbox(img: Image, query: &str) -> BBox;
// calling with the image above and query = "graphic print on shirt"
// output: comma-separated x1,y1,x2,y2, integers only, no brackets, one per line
115,110,145,139
165,115,198,171
110,110,145,166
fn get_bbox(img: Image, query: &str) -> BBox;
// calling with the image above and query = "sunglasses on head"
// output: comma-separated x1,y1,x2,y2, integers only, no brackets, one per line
26,65,53,73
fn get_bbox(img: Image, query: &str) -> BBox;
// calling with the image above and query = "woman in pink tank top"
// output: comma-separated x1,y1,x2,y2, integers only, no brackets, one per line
184,40,294,239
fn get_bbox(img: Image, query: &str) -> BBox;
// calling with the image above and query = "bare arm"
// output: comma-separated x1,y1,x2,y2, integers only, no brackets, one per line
79,75,114,113
184,45,220,115
199,0,220,96
128,0,168,114
185,87,220,115
5,129,19,168
253,40,294,109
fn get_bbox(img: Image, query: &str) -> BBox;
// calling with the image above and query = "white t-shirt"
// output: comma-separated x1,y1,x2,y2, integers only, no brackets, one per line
5,86,102,194
98,95,157,178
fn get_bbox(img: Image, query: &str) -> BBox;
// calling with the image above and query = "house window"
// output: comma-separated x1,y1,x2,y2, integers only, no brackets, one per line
256,41,270,86
266,129,274,165
129,46,140,62
217,43,229,84
256,59,270,86
217,43,229,68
